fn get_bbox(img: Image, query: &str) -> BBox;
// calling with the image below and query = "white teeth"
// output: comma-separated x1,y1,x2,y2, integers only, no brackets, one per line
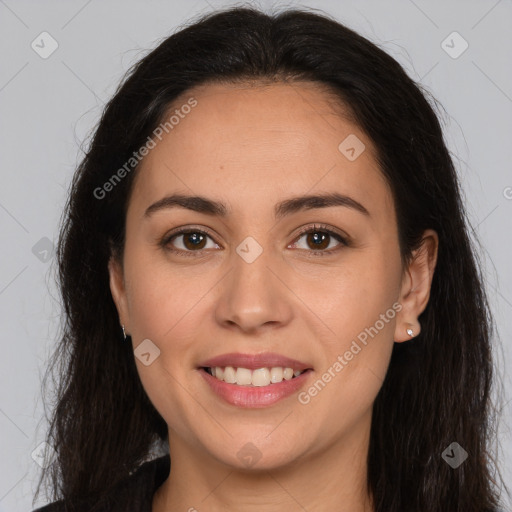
235,367,252,385
270,367,283,383
223,366,236,384
283,368,294,380
252,368,270,387
209,366,305,386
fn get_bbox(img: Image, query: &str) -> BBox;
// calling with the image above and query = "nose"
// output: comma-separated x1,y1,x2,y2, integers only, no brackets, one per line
214,246,294,334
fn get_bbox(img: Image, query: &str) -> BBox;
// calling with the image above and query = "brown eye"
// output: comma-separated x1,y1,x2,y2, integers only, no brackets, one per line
305,231,331,250
181,232,207,250
291,227,346,253
164,229,220,253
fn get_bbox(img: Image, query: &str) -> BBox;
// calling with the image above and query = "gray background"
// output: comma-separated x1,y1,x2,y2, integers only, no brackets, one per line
0,0,511,510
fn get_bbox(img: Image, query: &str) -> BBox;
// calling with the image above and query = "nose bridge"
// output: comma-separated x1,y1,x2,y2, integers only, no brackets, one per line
214,236,292,332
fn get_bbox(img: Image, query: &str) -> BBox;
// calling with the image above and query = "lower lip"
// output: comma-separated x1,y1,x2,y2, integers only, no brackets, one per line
199,368,313,408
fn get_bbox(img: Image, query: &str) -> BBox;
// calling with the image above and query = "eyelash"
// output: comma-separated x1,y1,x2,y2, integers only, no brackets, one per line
161,223,349,258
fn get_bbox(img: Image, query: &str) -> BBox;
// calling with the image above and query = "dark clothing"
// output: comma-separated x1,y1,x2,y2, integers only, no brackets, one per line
33,455,170,512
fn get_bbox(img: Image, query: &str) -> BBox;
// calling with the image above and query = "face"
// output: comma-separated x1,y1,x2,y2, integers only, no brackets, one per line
109,81,436,471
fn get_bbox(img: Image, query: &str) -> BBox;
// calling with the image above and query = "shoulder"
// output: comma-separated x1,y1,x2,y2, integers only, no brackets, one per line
32,454,170,512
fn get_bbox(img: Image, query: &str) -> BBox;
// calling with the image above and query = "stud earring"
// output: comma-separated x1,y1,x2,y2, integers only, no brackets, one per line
122,324,127,340
406,328,414,337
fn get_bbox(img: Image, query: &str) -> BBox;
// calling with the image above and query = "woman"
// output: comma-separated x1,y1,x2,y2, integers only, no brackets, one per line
33,5,505,512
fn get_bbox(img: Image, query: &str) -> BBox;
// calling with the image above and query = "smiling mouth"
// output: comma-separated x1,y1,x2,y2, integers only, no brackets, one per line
200,366,312,387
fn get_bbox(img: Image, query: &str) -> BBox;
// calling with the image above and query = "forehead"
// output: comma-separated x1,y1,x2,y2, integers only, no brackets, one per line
129,81,393,221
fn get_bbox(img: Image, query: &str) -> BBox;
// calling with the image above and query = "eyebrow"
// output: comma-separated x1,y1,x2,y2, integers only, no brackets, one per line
144,192,370,219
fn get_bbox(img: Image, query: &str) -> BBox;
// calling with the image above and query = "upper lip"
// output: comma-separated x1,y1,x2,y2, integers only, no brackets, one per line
199,352,313,372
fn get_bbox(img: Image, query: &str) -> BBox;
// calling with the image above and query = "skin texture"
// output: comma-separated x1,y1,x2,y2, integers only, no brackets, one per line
108,81,438,512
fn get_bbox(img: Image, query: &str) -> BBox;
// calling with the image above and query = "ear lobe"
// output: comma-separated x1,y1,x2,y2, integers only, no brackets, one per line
108,256,130,329
394,229,439,342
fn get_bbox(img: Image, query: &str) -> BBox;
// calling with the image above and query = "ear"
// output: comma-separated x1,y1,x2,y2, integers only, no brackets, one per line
394,229,438,342
108,255,130,333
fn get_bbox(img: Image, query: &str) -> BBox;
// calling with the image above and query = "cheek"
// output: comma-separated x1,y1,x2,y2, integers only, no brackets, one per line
293,246,400,409
286,243,402,337
331,251,401,371
297,284,397,440
123,256,213,436
123,244,214,341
